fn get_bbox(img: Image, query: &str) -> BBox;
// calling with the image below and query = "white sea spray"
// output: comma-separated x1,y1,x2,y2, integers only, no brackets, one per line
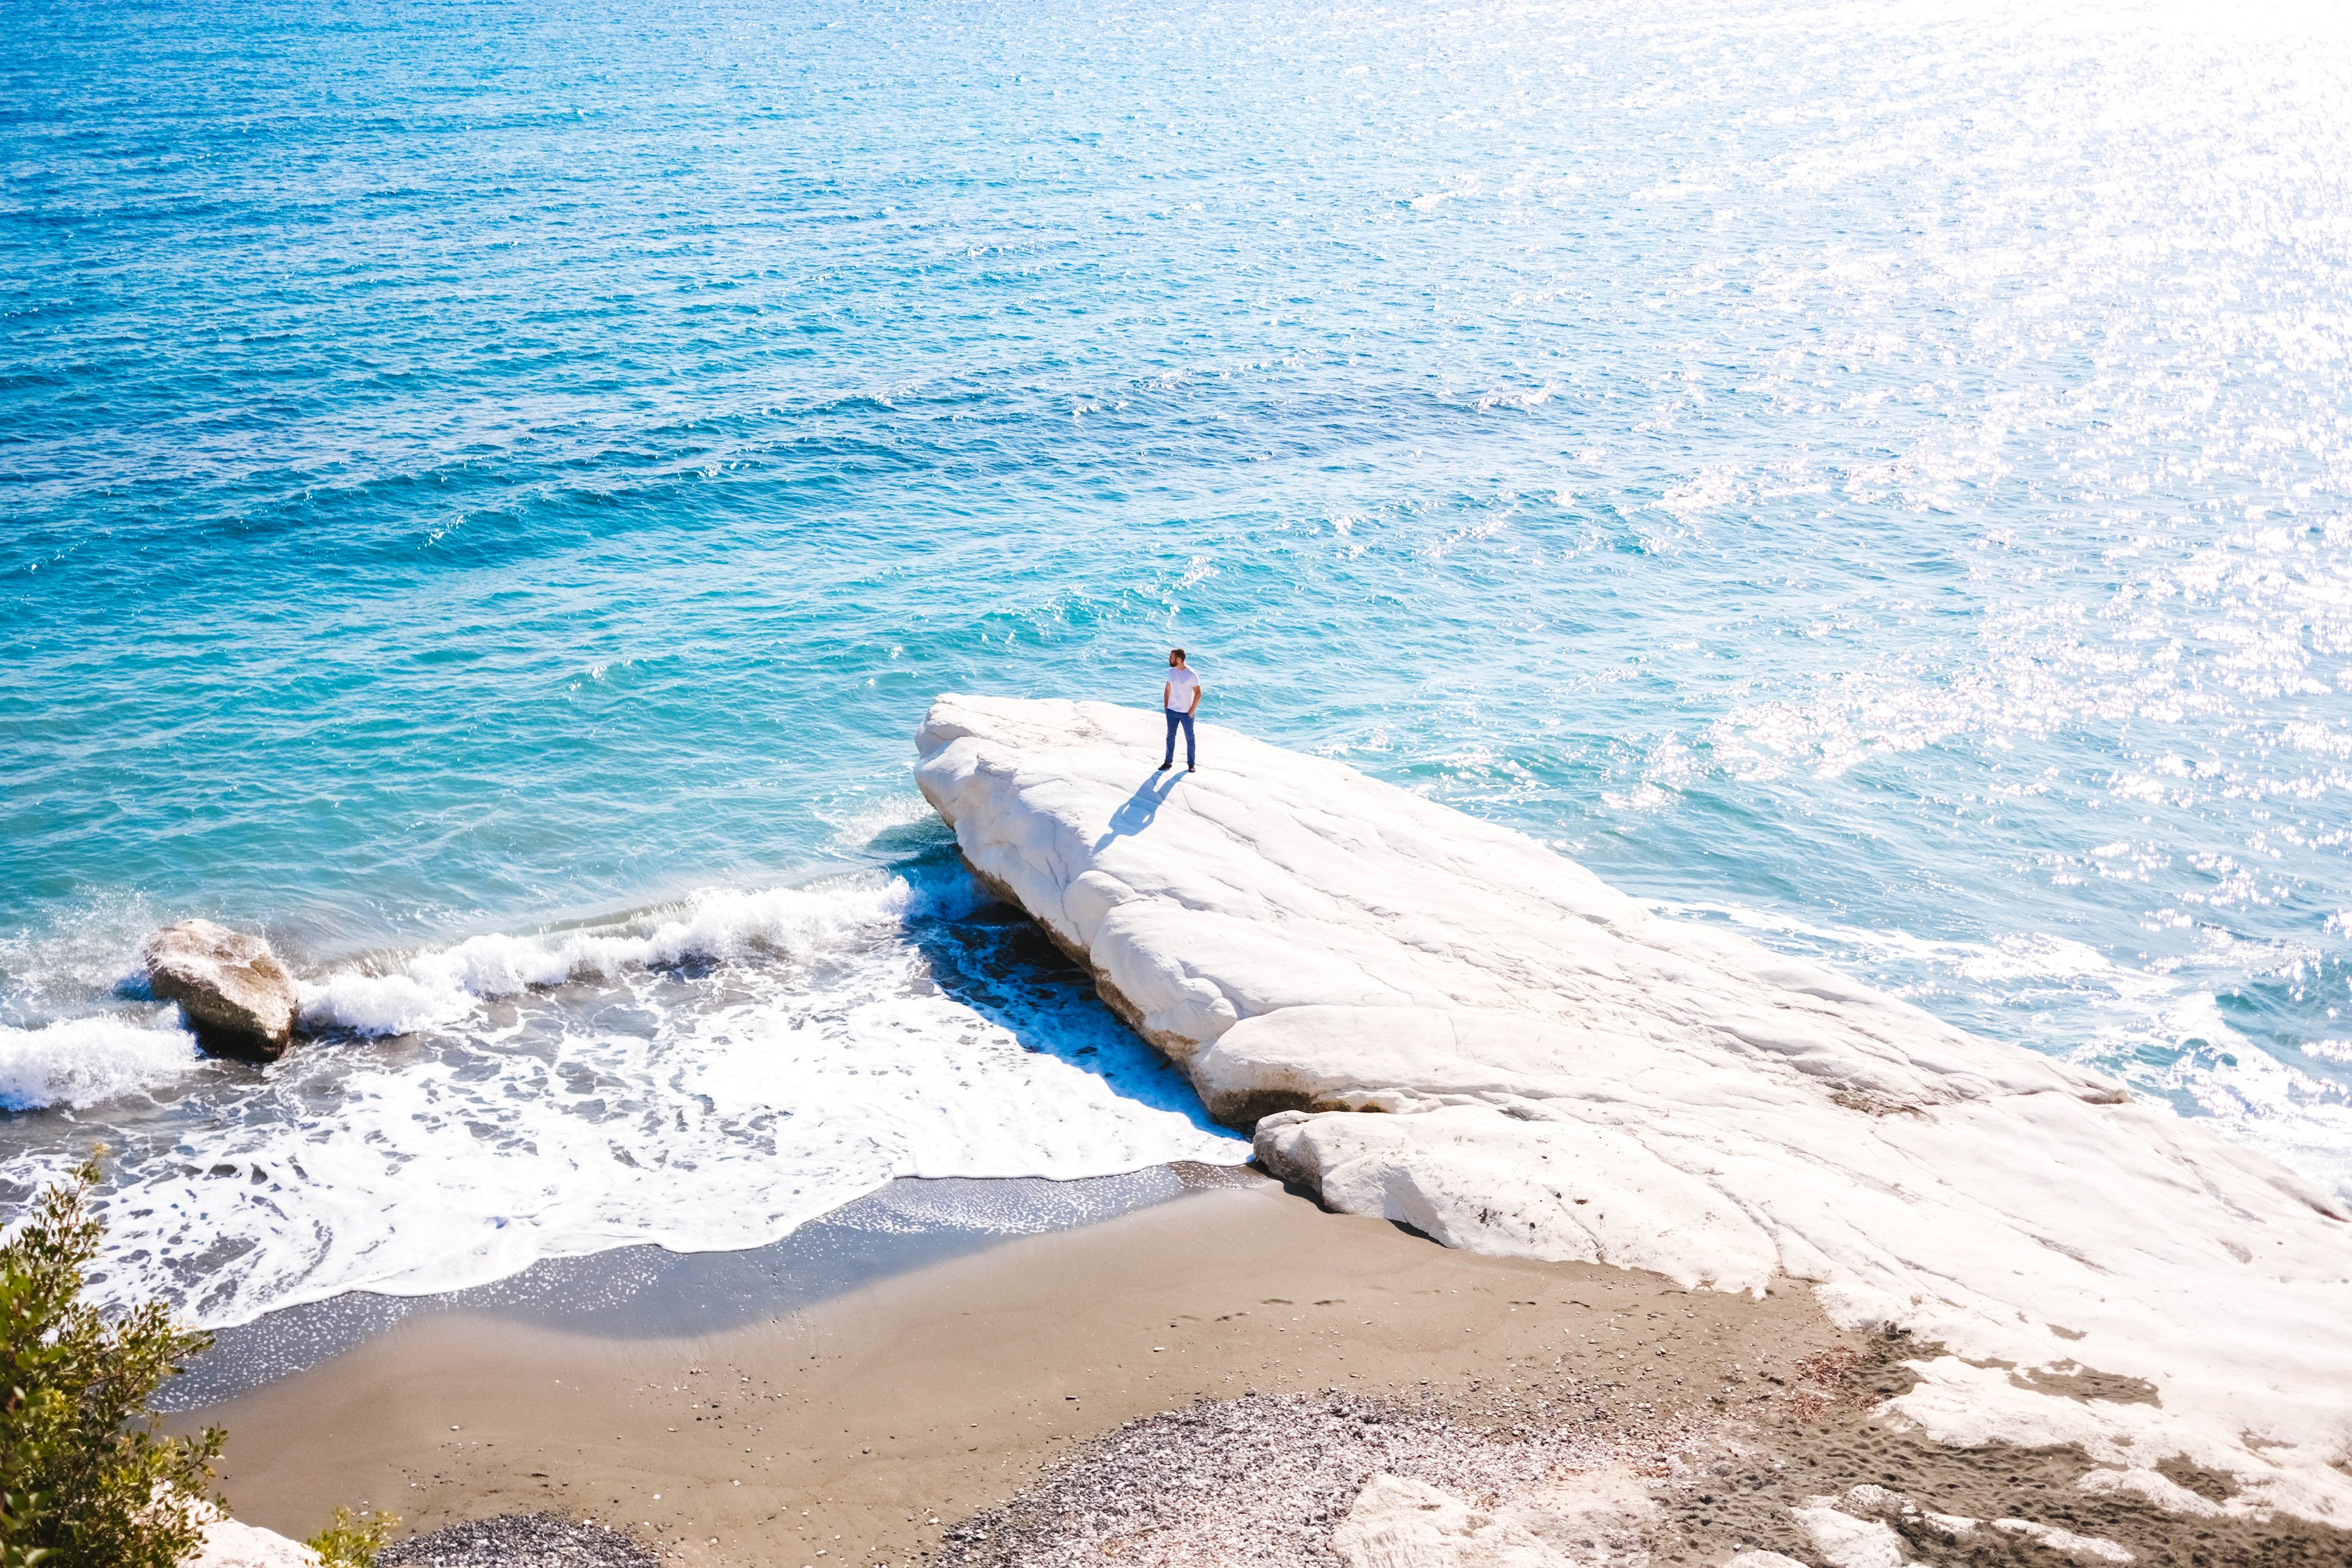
0,1011,203,1112
16,864,1239,1328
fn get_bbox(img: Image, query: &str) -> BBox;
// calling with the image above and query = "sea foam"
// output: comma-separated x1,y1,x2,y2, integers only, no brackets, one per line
0,1012,203,1111
298,875,976,1037
16,864,1240,1328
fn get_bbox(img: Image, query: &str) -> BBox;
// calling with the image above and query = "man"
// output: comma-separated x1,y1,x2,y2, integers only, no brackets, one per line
1160,647,1202,772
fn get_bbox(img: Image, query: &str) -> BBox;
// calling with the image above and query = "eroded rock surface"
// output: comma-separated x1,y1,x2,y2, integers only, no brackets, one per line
1789,1503,1906,1568
1332,1474,1575,1568
143,918,298,1061
1333,1468,1658,1568
914,695,2352,1524
183,1516,321,1568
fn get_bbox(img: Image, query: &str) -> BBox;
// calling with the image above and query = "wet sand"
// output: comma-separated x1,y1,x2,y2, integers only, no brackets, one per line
176,1176,2352,1567
157,1167,1222,1413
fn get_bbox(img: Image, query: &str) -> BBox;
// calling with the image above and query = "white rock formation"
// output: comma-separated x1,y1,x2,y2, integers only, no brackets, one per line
1789,1505,1906,1568
1989,1517,2134,1565
1332,1470,1657,1568
183,1516,321,1568
1332,1475,1574,1568
914,696,2352,1524
1985,1523,2135,1560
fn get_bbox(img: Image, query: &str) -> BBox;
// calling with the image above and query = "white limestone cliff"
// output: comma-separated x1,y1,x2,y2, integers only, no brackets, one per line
914,695,2352,1525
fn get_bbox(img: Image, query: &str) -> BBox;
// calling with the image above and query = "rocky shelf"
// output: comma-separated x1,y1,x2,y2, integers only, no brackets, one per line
914,693,2352,1528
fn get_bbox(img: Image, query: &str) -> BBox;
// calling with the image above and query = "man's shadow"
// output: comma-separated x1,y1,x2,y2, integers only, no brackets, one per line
1093,769,1181,850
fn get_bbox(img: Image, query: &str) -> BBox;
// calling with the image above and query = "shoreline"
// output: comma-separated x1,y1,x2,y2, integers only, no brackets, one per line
172,1178,1837,1562
159,1165,1241,1411
167,1178,2351,1567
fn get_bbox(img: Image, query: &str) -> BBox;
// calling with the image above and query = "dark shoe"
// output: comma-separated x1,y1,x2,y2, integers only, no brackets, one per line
1187,764,1198,772
1158,762,1171,771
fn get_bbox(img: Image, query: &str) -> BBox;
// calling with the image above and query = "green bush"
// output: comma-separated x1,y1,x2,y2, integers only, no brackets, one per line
306,1507,398,1568
1,1157,224,1568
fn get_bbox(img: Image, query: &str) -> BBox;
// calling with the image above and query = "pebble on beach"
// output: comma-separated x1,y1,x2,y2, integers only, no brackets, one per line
378,1512,656,1568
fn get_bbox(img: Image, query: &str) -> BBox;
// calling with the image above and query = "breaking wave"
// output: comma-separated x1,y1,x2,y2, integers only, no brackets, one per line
1,862,1243,1327
0,1012,203,1112
298,875,981,1037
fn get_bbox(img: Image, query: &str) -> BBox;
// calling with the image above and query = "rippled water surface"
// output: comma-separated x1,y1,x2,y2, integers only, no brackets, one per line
6,0,2351,1321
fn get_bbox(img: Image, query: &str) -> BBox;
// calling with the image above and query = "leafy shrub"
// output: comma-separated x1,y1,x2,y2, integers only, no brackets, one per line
307,1507,398,1568
1,1157,225,1568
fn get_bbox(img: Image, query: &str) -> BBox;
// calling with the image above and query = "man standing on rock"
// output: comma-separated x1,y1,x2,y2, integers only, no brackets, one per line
1160,648,1202,772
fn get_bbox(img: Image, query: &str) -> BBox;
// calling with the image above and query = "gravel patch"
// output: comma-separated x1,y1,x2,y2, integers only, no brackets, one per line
379,1512,656,1568
929,1385,1711,1568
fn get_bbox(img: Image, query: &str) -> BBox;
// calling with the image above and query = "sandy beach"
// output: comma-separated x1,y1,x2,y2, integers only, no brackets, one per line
171,1174,2348,1567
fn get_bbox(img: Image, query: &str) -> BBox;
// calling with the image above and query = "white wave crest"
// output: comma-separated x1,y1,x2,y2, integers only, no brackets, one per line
6,863,1243,1327
302,873,971,1037
0,1013,203,1111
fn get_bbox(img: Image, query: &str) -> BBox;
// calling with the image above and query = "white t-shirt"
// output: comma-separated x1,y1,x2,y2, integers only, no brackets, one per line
1164,667,1202,712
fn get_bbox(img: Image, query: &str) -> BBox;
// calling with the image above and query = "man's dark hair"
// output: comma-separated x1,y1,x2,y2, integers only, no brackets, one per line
1170,647,1187,661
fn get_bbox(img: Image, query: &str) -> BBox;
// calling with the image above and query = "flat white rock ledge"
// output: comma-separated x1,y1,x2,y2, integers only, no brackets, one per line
916,696,2352,1525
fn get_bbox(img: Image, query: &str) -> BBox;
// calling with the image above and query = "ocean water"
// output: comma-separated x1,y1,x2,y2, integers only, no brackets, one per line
5,0,2351,1325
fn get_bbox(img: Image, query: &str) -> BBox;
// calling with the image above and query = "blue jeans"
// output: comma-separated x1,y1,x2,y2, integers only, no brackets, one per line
1162,707,1196,768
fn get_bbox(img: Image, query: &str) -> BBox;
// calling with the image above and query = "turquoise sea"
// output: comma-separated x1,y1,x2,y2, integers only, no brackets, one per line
6,0,2351,1323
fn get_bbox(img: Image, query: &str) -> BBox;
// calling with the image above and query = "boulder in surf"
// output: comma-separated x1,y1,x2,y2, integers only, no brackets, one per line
142,919,298,1062
183,1515,321,1568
